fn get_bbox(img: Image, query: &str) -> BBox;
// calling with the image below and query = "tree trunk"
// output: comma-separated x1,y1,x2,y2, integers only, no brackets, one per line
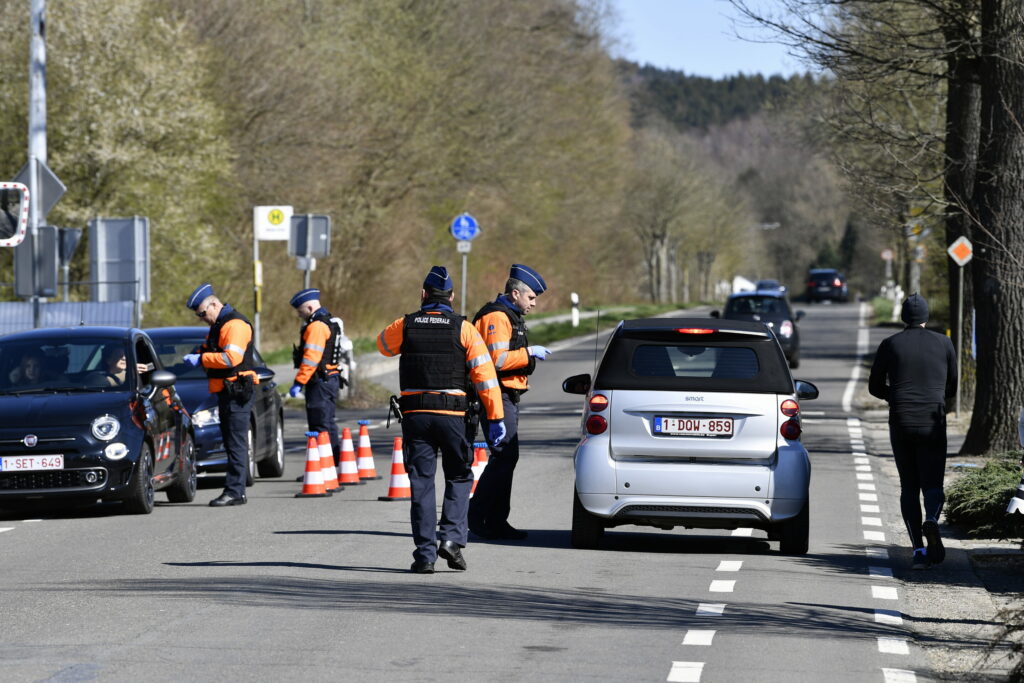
942,7,981,408
961,0,1024,454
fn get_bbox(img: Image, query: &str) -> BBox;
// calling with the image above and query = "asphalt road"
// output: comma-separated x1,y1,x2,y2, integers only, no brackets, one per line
0,302,934,682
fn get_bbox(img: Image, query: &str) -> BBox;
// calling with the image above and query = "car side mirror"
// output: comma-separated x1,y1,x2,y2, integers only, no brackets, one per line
562,373,591,395
795,310,805,320
795,380,819,400
150,370,176,388
256,367,275,383
709,310,720,318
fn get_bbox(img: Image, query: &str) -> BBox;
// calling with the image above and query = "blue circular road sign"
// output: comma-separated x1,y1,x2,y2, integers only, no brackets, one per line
449,212,480,241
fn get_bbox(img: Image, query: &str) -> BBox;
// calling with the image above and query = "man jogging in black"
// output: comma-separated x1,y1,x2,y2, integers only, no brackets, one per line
868,293,957,569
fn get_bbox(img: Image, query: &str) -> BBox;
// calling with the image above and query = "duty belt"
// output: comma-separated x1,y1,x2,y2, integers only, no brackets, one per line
399,393,468,413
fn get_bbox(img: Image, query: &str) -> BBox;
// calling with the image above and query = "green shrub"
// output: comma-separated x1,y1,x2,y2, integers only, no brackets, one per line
945,454,1024,538
871,296,894,325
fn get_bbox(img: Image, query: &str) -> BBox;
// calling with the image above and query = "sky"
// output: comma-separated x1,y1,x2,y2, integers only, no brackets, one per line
609,0,806,79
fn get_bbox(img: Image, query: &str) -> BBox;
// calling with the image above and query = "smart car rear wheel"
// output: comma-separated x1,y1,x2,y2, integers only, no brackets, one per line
257,417,285,478
571,488,604,549
778,502,809,555
166,435,197,503
124,443,155,515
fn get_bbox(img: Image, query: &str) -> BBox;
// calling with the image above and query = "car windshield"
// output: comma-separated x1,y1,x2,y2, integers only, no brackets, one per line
725,296,786,316
151,337,208,380
0,337,131,394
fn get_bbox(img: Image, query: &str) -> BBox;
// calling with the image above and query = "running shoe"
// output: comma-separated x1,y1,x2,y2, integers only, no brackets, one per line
923,520,945,565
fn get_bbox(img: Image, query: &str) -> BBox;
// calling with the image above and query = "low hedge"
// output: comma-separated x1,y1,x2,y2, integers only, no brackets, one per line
945,453,1024,538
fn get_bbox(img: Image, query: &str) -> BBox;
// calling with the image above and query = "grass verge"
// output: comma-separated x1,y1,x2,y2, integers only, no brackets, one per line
945,452,1024,539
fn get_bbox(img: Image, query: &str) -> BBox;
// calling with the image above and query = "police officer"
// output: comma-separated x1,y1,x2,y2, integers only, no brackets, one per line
288,288,343,467
184,283,259,507
468,264,551,541
868,293,957,569
377,266,505,573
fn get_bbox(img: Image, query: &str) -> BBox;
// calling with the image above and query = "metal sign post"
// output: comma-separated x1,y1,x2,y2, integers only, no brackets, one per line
947,236,974,422
252,205,292,351
449,213,480,316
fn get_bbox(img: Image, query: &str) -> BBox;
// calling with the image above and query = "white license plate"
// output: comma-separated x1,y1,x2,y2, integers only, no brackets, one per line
817,286,831,291
0,455,64,471
654,416,734,437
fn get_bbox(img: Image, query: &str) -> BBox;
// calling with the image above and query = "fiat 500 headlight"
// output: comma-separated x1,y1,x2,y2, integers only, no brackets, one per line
91,415,121,441
193,406,220,428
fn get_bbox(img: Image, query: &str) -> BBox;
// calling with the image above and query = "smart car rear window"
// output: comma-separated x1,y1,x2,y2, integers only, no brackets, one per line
595,336,792,394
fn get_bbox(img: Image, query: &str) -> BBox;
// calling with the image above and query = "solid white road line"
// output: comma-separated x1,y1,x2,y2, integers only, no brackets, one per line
709,580,735,593
732,528,753,537
869,566,894,579
862,516,883,526
872,586,899,600
882,668,917,683
695,603,726,616
875,609,904,626
682,630,716,646
667,661,704,682
841,315,870,412
864,530,887,542
859,493,878,502
0,528,13,533
716,560,743,572
878,637,910,655
21,519,42,523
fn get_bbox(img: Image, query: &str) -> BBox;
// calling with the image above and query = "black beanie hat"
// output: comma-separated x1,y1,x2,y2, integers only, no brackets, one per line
901,293,928,325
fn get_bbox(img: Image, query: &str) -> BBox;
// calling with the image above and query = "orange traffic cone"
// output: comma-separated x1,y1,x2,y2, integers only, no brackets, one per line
338,427,363,485
378,437,412,501
470,441,489,498
295,432,331,498
318,431,341,492
356,420,381,480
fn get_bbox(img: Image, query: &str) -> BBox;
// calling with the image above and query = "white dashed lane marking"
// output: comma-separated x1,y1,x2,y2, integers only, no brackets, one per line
682,630,716,646
875,609,904,626
22,519,42,522
861,517,883,526
667,661,704,682
878,637,910,655
859,483,877,491
872,586,899,600
866,547,889,560
716,560,742,572
708,580,735,593
857,473,874,481
695,603,726,616
869,566,894,579
882,668,917,683
0,528,13,533
864,530,886,542
731,527,753,537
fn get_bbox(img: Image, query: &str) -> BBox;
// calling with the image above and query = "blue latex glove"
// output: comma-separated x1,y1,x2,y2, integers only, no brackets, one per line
488,420,507,446
528,345,552,360
182,353,201,367
288,383,303,398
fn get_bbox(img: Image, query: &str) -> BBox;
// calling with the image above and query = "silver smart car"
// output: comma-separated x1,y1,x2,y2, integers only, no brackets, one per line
563,318,819,554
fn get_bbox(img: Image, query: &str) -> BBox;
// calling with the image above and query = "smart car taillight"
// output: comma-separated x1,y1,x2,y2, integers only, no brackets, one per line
586,415,607,435
780,399,800,417
589,394,608,412
833,278,842,287
780,419,801,440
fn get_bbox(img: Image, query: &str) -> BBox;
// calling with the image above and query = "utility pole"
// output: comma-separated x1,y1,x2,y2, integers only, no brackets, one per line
28,0,47,327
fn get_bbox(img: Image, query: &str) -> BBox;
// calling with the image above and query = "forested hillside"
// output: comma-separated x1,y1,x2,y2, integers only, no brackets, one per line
0,0,873,349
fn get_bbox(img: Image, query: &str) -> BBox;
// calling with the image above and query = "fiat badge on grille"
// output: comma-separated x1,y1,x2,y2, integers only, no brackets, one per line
23,434,38,447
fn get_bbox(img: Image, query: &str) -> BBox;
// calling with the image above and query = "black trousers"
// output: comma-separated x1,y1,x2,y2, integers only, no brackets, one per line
305,373,340,465
889,408,947,549
470,393,520,531
218,389,254,498
402,412,473,564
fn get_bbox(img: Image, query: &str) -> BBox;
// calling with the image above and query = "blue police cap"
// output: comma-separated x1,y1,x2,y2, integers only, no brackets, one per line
510,264,546,295
185,283,214,310
289,288,320,308
423,266,453,291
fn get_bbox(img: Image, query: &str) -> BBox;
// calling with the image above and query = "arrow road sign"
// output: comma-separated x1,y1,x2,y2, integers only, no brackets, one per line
449,212,480,241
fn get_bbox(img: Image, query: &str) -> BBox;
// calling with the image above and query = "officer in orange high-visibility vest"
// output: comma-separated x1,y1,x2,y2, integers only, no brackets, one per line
377,266,505,574
468,264,551,541
288,288,343,466
184,283,258,507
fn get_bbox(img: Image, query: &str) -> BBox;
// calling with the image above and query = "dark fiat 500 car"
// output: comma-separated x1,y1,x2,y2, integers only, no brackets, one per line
0,327,196,513
144,327,284,483
711,291,804,368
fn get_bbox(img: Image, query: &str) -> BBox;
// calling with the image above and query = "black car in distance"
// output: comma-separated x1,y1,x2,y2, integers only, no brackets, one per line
805,268,849,303
712,291,804,368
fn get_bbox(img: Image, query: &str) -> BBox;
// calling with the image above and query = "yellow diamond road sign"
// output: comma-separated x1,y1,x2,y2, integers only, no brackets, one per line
947,236,973,266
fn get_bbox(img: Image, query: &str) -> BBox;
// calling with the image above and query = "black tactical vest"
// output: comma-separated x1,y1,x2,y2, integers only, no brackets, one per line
398,310,467,407
473,298,534,378
206,308,255,379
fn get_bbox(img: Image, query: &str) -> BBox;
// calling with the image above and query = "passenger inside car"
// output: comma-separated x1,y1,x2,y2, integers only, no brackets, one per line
10,349,44,385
